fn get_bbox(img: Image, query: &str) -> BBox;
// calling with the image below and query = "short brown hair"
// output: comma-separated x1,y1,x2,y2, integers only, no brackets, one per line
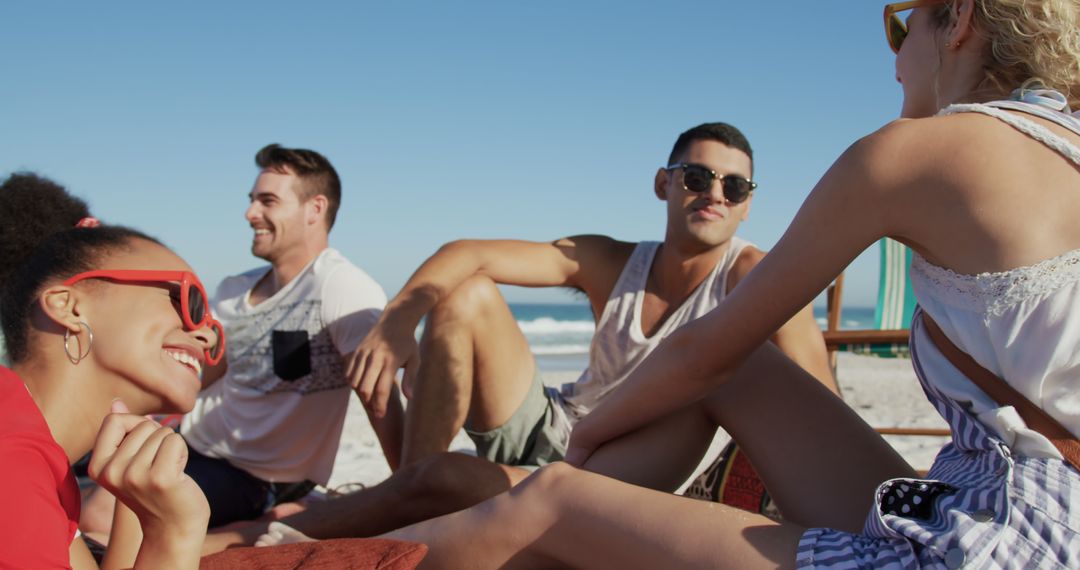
255,144,342,230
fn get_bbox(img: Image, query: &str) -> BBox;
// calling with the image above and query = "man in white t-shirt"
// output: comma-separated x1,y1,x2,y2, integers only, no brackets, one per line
82,144,399,536
173,144,399,527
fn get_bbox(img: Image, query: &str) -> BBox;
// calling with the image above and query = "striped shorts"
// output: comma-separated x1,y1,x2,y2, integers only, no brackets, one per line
795,448,1079,569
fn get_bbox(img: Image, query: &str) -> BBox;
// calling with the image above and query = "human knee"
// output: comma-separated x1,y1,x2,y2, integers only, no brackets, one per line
429,275,503,325
510,462,581,501
399,453,501,505
406,454,469,496
386,454,514,524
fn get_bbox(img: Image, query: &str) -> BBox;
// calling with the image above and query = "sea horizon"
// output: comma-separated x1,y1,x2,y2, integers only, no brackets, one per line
508,302,877,372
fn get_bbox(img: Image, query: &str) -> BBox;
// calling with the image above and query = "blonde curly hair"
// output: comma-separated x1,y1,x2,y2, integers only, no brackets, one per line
935,0,1080,107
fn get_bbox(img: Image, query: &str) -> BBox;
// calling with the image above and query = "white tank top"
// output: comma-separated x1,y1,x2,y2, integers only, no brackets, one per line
555,238,752,421
911,95,1080,459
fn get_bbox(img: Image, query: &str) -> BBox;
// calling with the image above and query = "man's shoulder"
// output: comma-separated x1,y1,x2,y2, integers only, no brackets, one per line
733,242,766,269
567,236,638,293
570,235,639,264
314,249,379,284
314,249,387,303
727,242,766,291
215,266,270,299
552,234,633,254
223,265,270,282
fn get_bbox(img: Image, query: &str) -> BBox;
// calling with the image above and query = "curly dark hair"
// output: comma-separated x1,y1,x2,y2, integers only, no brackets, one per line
255,144,342,230
0,172,159,363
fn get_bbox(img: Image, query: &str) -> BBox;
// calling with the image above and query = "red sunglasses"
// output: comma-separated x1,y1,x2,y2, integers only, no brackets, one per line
62,269,226,365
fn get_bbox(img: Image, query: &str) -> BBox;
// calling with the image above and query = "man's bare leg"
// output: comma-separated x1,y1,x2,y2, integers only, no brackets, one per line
205,275,549,553
202,452,533,553
402,275,537,466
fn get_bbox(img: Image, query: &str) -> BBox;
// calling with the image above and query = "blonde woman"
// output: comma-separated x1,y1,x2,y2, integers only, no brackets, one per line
383,1,1080,567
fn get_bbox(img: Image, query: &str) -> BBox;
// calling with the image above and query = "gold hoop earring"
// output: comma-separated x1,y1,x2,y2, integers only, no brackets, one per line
63,321,94,365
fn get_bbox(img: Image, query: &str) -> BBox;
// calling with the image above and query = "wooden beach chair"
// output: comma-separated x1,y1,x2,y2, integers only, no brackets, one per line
824,238,914,364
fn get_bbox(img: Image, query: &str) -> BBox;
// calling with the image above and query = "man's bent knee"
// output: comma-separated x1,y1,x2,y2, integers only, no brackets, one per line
390,453,521,526
408,453,517,500
429,275,506,325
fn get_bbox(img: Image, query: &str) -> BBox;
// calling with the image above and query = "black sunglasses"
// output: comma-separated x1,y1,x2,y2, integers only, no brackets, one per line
665,163,757,204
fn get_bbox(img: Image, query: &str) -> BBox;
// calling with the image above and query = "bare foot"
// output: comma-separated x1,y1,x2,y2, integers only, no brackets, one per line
255,522,315,547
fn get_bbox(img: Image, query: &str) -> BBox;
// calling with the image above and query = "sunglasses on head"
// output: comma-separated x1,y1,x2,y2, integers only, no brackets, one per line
63,269,226,365
884,0,949,54
665,163,757,204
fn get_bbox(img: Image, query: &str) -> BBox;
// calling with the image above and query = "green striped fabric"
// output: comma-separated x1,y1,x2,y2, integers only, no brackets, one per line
839,238,915,357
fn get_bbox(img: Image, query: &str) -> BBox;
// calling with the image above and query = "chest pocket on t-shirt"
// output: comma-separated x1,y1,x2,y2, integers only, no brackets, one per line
272,330,312,381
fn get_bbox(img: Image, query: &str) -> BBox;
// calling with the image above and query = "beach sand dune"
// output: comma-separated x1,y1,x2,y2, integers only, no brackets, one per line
327,352,949,492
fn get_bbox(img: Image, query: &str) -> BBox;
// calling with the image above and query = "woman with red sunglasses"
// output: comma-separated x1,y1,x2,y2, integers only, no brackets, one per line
0,173,220,568
377,1,1080,567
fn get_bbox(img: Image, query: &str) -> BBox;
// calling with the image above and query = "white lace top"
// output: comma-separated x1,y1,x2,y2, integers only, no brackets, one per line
910,97,1080,459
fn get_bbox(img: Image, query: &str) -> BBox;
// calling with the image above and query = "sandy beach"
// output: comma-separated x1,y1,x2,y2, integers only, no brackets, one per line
326,352,949,492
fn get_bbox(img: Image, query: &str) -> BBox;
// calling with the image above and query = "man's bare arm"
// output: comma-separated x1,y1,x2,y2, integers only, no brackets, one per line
349,236,626,417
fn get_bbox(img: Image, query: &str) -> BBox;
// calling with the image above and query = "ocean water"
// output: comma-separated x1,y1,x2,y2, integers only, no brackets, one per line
509,303,877,372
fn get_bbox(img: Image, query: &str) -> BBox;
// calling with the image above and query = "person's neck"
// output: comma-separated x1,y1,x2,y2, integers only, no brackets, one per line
649,238,731,300
262,240,328,299
936,42,1008,108
939,84,1010,108
14,359,110,464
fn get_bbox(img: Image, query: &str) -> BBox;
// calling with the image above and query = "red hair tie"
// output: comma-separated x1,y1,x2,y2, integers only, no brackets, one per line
75,217,100,228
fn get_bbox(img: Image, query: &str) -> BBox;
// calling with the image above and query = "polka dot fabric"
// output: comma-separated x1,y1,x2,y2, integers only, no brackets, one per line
878,480,954,520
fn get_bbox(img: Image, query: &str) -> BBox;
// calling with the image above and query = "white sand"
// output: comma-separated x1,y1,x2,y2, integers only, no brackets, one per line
831,352,950,470
326,352,949,491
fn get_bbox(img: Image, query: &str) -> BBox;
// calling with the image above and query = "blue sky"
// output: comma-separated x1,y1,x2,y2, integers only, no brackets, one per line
2,2,904,306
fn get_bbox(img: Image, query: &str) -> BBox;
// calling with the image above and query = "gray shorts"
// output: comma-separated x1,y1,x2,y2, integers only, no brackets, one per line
465,369,573,470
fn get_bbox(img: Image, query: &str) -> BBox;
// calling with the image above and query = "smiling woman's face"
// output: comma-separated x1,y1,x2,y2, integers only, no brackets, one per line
68,238,217,414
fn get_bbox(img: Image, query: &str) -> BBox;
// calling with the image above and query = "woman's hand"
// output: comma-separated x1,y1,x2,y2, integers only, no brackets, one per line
88,400,208,567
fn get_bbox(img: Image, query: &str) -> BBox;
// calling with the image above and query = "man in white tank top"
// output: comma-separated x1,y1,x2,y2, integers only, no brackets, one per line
204,124,836,549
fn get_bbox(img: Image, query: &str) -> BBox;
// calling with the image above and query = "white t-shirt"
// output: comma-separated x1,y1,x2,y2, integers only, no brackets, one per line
181,248,387,484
